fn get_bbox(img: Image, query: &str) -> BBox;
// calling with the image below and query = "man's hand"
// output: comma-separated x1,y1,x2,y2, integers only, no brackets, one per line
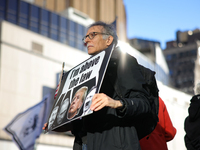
42,122,48,131
90,93,123,111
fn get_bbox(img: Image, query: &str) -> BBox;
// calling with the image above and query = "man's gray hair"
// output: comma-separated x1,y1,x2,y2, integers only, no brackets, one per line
194,81,200,95
88,21,118,46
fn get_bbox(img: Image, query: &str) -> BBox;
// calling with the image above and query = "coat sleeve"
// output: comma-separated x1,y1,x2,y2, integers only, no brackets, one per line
115,51,151,118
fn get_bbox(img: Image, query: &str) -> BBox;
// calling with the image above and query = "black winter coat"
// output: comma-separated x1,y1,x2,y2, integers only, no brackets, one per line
184,94,200,150
82,47,152,150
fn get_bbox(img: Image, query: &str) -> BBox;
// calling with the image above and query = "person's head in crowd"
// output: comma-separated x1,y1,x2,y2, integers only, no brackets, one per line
48,106,59,130
82,21,118,55
57,97,69,124
194,81,200,95
67,86,88,119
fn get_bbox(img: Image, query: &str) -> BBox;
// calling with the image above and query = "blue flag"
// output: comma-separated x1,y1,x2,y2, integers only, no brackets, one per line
4,95,50,150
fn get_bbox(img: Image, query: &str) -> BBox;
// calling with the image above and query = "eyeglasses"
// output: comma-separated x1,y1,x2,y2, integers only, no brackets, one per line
82,32,110,43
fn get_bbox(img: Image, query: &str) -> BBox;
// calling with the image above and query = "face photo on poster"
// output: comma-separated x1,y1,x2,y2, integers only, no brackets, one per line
48,106,59,130
46,91,71,128
56,92,71,124
47,78,96,132
67,77,96,120
67,86,88,119
82,86,96,116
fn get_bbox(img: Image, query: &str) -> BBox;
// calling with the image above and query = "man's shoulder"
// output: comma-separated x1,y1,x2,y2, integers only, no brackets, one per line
112,46,137,59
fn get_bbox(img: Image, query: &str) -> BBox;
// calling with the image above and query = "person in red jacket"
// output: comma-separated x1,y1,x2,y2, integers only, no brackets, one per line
139,97,176,150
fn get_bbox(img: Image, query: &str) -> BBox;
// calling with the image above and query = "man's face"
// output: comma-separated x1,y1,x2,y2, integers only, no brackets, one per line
84,87,96,113
57,98,69,124
49,107,58,128
85,26,109,55
68,90,84,117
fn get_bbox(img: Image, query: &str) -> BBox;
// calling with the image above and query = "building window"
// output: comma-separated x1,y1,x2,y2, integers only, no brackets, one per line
69,20,76,47
40,8,49,37
170,70,173,76
18,1,29,29
6,0,18,24
29,5,40,33
1,0,89,53
49,12,59,41
59,16,68,44
76,24,84,51
166,54,172,60
0,0,6,20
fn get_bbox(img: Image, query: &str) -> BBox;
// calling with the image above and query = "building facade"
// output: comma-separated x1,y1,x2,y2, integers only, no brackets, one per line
163,29,200,94
0,0,90,53
0,0,193,150
0,0,90,149
30,0,127,42
129,38,161,63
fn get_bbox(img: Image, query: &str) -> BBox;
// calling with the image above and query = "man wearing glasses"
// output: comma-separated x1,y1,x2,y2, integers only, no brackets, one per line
44,21,152,150
77,21,152,150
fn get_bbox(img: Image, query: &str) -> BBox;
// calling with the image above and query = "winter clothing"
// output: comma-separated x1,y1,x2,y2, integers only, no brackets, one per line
139,97,176,150
184,94,200,150
82,47,152,150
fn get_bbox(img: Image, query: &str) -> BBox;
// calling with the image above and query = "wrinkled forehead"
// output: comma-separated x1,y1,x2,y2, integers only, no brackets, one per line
87,25,104,34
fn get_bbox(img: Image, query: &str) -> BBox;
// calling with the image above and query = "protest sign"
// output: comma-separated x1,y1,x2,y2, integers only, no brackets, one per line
46,45,115,132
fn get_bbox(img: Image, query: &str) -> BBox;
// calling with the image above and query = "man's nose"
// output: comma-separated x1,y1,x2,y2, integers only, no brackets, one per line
84,36,90,44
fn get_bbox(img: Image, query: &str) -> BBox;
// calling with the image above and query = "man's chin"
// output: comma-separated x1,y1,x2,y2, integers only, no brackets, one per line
88,49,95,55
88,49,101,55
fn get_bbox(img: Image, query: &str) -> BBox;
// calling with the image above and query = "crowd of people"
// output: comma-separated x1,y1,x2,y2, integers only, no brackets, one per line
42,20,200,150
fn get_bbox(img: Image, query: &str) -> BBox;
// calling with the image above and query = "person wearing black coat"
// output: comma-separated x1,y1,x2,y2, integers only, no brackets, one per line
184,81,200,150
79,21,153,150
43,21,154,150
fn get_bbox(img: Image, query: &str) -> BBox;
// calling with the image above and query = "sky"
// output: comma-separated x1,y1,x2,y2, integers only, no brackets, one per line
123,0,200,49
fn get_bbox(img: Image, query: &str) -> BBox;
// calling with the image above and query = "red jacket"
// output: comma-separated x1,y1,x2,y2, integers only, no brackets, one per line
139,97,176,150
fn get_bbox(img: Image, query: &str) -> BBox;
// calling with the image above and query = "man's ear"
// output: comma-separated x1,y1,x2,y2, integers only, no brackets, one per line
106,36,114,46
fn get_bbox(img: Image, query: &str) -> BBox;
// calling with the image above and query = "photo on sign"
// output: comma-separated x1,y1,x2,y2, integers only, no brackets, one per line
82,86,97,116
46,45,115,132
67,86,88,120
57,97,70,124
